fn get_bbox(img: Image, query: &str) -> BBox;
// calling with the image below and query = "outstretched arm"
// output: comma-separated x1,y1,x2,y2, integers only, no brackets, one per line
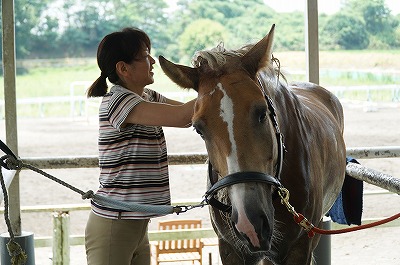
123,98,196,128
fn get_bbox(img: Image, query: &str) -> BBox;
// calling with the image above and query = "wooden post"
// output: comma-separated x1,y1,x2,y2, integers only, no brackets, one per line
52,212,70,265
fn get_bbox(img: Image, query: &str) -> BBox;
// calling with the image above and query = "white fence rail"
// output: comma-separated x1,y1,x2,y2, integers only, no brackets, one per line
329,84,400,102
0,84,398,119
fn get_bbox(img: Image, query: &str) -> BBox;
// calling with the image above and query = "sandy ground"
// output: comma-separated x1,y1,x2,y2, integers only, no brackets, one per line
0,100,399,265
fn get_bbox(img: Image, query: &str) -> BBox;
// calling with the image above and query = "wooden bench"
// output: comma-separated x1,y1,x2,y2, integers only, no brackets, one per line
152,219,204,265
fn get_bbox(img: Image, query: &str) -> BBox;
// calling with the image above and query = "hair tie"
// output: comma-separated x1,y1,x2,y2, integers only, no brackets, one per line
100,71,107,79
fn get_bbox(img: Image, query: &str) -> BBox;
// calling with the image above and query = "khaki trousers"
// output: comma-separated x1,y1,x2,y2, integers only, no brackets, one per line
85,211,150,265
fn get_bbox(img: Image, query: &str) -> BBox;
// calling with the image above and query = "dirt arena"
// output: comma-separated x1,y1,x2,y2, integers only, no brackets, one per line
0,100,399,264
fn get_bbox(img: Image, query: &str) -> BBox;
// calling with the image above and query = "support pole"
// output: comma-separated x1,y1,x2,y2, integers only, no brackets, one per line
305,0,320,84
2,0,21,235
305,1,330,264
314,217,331,265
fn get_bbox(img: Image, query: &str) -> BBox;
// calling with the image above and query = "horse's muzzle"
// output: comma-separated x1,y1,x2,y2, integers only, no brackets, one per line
231,215,273,252
230,183,275,252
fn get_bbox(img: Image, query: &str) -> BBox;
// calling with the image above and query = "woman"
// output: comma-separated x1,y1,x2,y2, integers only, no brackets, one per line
85,27,196,265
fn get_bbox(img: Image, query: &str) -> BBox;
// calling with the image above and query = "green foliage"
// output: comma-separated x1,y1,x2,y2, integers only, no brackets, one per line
345,0,392,35
321,13,370,50
342,0,399,48
272,12,305,51
178,19,228,63
0,0,399,62
14,0,51,58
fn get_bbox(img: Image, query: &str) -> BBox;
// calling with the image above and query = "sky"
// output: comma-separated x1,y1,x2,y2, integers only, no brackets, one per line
265,0,400,15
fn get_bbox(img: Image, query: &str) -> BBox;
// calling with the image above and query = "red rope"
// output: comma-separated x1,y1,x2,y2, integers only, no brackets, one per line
293,212,400,238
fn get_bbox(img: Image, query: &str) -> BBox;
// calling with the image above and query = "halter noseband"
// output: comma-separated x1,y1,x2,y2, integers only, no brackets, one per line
204,80,285,212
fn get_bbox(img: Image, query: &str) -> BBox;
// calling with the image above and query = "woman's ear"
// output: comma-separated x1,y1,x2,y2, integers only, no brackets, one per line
115,61,127,76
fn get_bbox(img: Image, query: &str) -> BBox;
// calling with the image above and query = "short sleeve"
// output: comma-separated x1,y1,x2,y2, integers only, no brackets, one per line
144,88,166,103
107,88,144,130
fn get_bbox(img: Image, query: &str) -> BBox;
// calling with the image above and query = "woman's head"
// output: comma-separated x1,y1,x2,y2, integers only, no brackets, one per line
87,27,151,97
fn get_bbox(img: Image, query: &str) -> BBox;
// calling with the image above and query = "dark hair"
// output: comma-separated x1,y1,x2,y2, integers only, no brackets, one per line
86,27,151,97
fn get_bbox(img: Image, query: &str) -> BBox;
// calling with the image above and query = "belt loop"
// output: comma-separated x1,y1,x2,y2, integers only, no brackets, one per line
118,212,122,219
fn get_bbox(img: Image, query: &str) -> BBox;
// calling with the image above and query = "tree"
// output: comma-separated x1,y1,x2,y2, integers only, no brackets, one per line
271,12,305,51
110,0,170,55
345,0,390,35
178,19,228,64
342,0,399,48
58,0,117,57
225,3,276,48
170,0,284,55
321,13,369,50
14,0,51,58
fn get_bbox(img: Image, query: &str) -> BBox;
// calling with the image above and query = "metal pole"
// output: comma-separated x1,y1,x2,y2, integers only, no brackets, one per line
314,217,331,265
305,0,320,85
2,0,21,236
1,1,35,263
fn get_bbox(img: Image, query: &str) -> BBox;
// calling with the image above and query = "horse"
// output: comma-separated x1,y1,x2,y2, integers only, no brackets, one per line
158,24,346,265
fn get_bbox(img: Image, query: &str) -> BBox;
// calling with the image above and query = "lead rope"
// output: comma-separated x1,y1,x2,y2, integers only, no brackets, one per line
0,155,28,265
1,154,190,215
278,187,400,238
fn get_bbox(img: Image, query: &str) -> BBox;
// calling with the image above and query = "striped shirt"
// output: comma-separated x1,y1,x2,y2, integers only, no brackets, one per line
91,85,170,219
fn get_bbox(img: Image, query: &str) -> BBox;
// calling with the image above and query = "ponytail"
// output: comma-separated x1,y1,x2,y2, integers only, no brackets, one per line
86,73,108,98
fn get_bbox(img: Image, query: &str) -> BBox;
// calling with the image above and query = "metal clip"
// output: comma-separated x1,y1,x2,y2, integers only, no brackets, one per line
278,187,299,218
173,200,208,215
173,205,190,215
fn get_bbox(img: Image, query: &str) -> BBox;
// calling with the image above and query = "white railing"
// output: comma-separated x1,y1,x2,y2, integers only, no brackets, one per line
329,84,400,103
0,83,398,119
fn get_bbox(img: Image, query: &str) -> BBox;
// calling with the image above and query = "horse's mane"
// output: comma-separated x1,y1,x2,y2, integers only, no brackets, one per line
191,42,287,89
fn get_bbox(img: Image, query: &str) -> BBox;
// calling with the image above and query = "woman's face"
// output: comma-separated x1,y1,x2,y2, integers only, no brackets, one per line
124,46,156,90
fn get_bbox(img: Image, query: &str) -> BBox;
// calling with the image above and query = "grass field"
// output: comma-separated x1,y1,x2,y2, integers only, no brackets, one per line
0,50,399,117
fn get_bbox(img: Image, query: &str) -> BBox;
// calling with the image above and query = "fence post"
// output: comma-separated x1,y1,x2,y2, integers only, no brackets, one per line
52,211,70,265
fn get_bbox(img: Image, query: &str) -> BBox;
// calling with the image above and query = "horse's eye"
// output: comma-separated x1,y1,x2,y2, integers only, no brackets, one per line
259,111,267,123
254,105,268,124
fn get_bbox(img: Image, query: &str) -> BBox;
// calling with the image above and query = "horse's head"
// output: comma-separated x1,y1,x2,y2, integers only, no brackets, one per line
159,25,281,252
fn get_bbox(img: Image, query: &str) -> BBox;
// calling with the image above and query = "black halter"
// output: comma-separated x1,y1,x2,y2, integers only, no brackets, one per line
204,83,285,212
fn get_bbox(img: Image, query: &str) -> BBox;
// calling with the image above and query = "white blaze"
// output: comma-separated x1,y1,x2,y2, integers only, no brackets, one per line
218,83,260,247
217,83,239,172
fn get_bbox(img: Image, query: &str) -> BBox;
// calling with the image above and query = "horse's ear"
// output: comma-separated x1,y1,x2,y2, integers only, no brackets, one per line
241,24,275,77
158,56,199,91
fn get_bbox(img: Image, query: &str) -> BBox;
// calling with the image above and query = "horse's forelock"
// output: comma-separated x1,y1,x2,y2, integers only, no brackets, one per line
192,42,249,73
